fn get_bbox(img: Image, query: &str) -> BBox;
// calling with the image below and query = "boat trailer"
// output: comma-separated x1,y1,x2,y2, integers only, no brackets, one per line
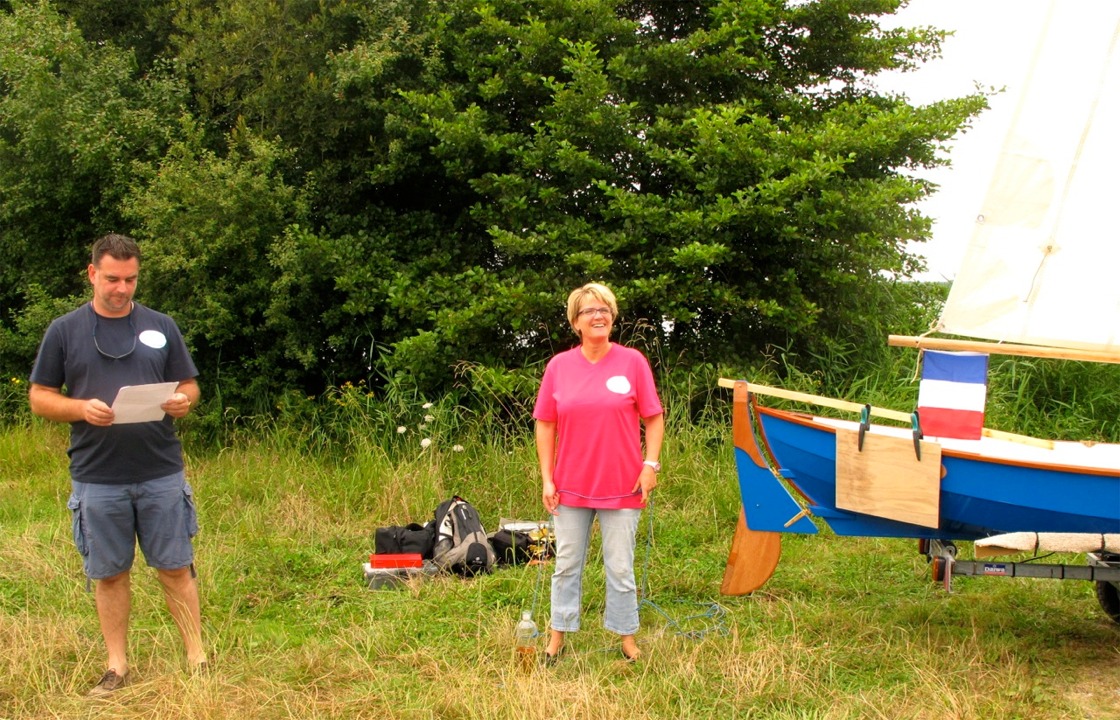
923,540,1120,624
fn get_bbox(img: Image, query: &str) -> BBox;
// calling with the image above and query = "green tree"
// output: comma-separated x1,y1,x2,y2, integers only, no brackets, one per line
169,0,386,190
50,0,178,73
159,0,450,401
328,0,984,388
122,121,313,404
0,0,185,374
1,0,987,408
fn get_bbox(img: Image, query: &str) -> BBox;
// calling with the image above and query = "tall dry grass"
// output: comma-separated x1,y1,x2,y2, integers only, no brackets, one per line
2,371,1119,719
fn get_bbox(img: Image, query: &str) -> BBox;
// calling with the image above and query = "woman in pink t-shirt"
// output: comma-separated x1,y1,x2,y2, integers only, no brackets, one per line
533,282,664,663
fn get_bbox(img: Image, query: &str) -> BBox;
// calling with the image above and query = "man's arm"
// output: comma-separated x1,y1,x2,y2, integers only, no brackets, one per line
28,383,114,426
31,378,200,425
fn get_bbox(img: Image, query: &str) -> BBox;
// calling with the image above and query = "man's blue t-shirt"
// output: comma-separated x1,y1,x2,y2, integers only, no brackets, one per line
30,302,198,484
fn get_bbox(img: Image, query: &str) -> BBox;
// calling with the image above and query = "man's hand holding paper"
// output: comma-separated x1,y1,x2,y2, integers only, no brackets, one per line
110,382,179,424
161,391,193,419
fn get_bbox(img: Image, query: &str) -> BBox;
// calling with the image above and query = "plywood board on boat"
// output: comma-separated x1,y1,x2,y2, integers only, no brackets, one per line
835,428,942,528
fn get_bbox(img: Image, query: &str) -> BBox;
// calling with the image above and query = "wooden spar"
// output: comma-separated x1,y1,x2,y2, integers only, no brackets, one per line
888,335,1120,365
716,378,910,422
716,378,1054,449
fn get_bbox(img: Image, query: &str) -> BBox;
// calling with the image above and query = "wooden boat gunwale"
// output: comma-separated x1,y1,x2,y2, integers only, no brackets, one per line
763,404,1120,479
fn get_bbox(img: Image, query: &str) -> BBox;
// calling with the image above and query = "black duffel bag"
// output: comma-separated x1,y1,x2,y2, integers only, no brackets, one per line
374,522,435,558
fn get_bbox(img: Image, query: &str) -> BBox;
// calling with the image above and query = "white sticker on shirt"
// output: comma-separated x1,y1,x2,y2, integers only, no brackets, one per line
139,330,167,349
606,375,631,394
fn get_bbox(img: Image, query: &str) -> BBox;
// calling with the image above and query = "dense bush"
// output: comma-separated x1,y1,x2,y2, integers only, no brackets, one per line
0,0,986,416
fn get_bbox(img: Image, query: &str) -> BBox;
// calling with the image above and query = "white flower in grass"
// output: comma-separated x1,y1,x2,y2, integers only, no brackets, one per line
420,438,432,449
424,414,434,422
422,402,433,410
452,444,464,453
397,426,407,434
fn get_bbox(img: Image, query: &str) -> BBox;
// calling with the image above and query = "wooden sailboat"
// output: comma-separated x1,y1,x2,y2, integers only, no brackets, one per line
720,2,1120,620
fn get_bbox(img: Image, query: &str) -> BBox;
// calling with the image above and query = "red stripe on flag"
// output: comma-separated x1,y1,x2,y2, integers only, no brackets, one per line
918,407,984,440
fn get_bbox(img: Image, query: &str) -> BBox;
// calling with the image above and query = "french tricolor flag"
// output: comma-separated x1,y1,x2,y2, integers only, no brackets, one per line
917,350,988,440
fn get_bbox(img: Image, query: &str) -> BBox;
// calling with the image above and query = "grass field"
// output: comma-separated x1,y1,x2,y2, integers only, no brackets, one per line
2,404,1119,719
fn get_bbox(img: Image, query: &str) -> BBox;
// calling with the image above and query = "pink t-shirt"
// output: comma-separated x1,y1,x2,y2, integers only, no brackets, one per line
533,343,663,509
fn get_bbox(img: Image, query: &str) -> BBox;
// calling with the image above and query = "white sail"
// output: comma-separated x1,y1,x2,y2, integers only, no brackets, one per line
937,3,1120,353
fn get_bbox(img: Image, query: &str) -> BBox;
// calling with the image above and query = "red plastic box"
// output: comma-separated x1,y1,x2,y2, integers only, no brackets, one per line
369,553,423,569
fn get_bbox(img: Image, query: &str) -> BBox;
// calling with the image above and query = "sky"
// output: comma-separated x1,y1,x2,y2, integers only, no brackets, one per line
877,0,1054,281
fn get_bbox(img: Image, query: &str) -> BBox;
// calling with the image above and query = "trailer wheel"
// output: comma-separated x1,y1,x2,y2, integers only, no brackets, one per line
1096,581,1120,625
931,556,947,583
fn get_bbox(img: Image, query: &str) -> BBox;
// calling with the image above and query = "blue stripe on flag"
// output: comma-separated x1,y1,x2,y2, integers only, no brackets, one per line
920,350,988,385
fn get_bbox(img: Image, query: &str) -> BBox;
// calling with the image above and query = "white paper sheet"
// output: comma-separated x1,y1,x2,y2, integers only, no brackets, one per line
110,382,178,424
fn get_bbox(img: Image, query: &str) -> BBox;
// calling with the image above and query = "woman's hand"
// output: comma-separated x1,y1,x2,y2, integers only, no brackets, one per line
632,465,658,504
542,479,560,516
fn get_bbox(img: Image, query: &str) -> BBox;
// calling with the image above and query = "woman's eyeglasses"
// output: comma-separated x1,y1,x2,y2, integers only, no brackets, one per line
92,309,137,360
577,307,612,318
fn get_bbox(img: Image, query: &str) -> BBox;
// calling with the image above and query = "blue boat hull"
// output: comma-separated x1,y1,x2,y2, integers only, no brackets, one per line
732,384,1120,542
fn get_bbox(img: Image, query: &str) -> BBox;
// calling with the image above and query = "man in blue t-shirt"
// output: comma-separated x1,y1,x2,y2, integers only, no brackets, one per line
29,234,208,696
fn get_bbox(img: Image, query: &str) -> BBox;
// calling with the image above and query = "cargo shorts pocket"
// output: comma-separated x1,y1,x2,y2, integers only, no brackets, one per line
67,494,88,558
183,483,199,539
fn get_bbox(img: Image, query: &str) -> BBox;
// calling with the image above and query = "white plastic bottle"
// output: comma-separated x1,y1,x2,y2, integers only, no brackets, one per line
514,610,538,670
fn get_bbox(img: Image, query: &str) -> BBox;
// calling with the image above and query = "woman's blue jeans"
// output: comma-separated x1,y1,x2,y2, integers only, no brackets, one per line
550,505,642,636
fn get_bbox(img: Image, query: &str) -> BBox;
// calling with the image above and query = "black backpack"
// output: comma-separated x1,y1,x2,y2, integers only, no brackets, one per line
431,496,495,576
488,529,533,566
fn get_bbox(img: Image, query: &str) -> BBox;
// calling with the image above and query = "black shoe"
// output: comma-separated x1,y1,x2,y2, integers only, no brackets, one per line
543,646,565,667
88,669,130,697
